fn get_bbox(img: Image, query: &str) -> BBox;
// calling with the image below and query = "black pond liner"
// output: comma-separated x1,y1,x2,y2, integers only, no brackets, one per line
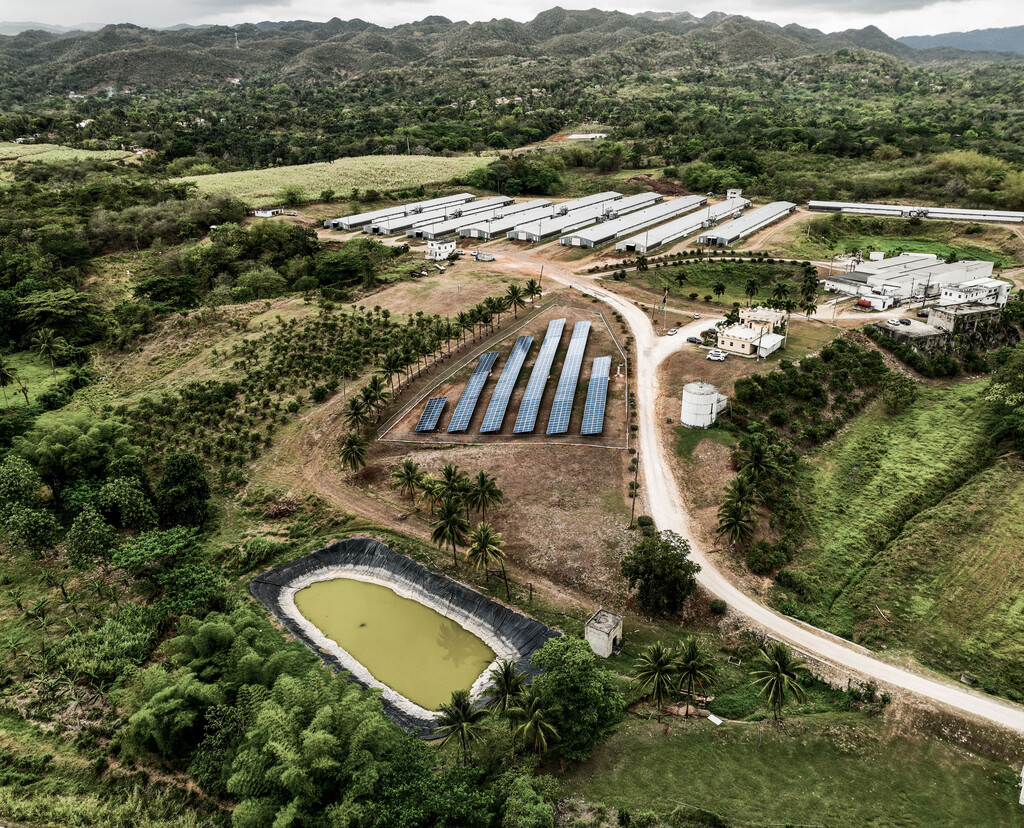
250,536,560,738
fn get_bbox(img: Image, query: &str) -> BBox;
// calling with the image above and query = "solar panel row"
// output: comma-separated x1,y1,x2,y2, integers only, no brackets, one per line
513,319,566,434
546,321,591,435
415,397,447,432
480,336,534,433
447,352,499,433
580,357,612,435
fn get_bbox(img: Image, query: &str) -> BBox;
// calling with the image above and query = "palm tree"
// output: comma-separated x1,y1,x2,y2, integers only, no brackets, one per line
434,688,489,764
438,463,470,505
674,636,715,717
744,279,760,303
338,431,368,474
431,496,470,567
749,641,809,722
390,458,424,505
715,500,756,550
418,473,442,513
712,280,726,300
466,470,503,521
736,434,780,485
382,349,405,395
633,642,677,721
723,472,759,509
466,522,509,598
0,356,20,406
510,687,558,754
505,283,527,318
32,328,66,380
802,300,818,318
524,278,542,305
455,311,473,346
344,396,371,432
361,374,391,420
771,282,789,302
482,659,526,724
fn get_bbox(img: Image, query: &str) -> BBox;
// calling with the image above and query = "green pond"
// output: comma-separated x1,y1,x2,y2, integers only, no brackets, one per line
294,578,496,710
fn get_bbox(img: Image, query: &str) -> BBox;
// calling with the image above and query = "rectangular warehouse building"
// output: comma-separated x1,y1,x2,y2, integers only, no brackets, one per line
809,201,1024,223
406,197,516,239
603,192,663,217
824,252,995,301
509,203,609,242
698,201,796,246
616,197,750,253
554,192,622,215
461,205,556,240
560,195,707,248
326,193,476,230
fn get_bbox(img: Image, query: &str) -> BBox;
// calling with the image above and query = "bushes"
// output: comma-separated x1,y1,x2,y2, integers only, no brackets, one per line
745,539,788,575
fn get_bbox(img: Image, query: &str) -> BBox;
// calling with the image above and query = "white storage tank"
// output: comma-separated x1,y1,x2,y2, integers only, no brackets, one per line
680,381,727,429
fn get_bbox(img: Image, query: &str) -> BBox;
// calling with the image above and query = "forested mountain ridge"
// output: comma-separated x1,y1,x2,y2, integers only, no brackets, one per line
900,25,1024,56
0,8,1012,93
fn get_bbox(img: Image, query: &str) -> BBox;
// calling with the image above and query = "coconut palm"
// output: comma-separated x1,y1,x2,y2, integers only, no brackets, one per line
431,496,470,567
482,659,526,723
0,356,20,406
418,473,442,513
802,300,818,318
505,283,527,318
723,472,759,509
712,280,726,300
524,278,542,304
674,636,715,717
466,470,503,521
361,374,391,420
744,279,760,303
434,688,489,764
511,687,559,754
390,458,424,505
715,500,756,550
344,396,371,432
771,282,790,302
455,311,473,346
32,328,66,380
338,431,368,474
633,642,678,721
466,522,509,598
749,641,809,722
438,463,470,505
382,349,405,394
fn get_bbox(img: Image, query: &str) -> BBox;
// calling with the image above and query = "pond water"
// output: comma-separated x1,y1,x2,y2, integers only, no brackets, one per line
294,577,496,710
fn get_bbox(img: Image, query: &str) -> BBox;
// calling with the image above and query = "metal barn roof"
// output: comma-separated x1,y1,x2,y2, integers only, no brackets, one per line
615,197,750,252
698,202,796,245
330,193,475,229
808,201,1024,223
560,196,707,247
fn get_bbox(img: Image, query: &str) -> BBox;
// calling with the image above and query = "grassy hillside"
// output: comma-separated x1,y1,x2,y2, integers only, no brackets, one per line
173,155,485,204
775,381,1024,695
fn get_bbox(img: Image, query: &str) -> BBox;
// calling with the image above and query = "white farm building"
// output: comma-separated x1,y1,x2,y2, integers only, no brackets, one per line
824,253,995,303
697,202,796,246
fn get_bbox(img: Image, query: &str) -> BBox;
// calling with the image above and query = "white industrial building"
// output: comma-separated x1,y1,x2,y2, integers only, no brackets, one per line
406,197,516,239
560,196,707,247
697,202,796,246
460,205,555,240
602,192,663,217
824,253,995,303
426,240,456,261
680,381,728,428
808,201,1024,224
936,277,1011,308
584,609,623,657
615,197,750,253
509,203,609,242
555,192,623,215
326,193,475,230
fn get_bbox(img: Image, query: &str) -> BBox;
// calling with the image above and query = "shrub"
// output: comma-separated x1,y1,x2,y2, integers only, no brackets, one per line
710,599,727,615
745,539,786,575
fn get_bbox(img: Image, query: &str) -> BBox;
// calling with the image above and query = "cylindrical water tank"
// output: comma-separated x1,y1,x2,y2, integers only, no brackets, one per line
680,381,720,429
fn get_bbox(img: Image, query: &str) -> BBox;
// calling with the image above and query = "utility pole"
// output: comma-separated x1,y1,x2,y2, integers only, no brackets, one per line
629,454,640,529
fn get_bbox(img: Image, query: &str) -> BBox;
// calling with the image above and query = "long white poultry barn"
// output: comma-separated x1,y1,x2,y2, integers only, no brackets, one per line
509,203,612,242
325,193,476,230
808,200,1024,223
561,195,707,247
554,192,623,215
616,197,751,253
367,196,509,235
697,201,796,245
409,197,521,239
460,203,556,240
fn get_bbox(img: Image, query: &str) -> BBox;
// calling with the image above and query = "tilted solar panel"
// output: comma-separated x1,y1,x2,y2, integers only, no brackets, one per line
512,319,566,434
545,321,591,435
580,357,612,435
415,397,447,432
447,352,499,433
480,336,534,433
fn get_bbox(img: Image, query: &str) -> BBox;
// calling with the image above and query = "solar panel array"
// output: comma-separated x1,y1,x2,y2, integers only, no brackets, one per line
415,397,447,432
580,357,612,435
480,336,534,433
447,352,499,433
513,319,566,434
545,321,591,435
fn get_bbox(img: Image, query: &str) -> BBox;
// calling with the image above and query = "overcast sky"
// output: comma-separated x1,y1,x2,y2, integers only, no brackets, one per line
10,0,1024,39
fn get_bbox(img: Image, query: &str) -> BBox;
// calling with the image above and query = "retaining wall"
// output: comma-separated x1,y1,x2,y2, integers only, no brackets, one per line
250,537,560,737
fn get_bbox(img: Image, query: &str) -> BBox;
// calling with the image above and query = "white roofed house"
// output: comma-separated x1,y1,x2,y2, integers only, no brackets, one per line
426,239,456,261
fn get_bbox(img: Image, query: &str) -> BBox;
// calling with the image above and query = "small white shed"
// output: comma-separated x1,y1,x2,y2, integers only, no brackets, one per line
585,609,623,658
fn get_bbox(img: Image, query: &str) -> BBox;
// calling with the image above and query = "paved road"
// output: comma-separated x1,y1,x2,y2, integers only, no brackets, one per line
501,248,1024,735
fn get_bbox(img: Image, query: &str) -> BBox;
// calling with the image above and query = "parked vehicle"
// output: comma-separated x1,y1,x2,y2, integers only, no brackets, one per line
917,311,930,318
686,336,701,344
693,313,701,319
886,318,901,326
899,318,911,326
666,328,678,336
706,349,727,361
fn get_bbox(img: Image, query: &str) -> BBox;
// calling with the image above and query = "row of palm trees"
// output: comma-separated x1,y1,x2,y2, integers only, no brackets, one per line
433,659,557,763
634,638,809,722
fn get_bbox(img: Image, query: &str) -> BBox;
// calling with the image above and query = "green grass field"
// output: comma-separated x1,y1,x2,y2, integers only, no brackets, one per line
173,155,486,204
649,260,812,307
674,426,737,459
1,352,70,407
776,380,1024,696
561,714,1023,827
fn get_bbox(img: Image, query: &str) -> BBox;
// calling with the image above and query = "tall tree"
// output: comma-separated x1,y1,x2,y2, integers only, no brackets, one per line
675,636,715,717
431,496,470,567
0,355,20,405
505,283,527,318
466,522,509,599
466,470,503,521
338,431,368,474
712,280,726,300
749,641,809,722
632,642,677,721
155,451,211,528
621,530,701,616
715,500,756,550
510,687,559,754
524,278,542,305
482,659,526,724
744,279,760,303
433,688,489,764
389,458,424,505
31,327,66,380
344,396,371,432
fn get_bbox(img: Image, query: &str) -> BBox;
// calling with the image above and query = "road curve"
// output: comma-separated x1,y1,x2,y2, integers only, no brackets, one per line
537,260,1024,735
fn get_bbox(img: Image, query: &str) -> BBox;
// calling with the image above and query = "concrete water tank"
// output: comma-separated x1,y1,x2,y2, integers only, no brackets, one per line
681,381,723,429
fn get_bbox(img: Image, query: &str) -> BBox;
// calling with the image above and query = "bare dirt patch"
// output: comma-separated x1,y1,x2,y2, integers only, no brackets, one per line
627,174,691,196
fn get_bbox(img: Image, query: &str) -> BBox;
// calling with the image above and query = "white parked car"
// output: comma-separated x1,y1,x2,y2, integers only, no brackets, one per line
706,349,727,361
693,313,701,319
886,318,901,326
666,328,678,336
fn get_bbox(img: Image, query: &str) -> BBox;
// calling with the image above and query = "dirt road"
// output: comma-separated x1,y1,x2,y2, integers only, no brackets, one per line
495,244,1024,735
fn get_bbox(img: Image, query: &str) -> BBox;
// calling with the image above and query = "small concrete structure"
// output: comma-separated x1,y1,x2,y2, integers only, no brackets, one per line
254,208,284,218
927,302,1003,334
680,381,728,428
585,609,623,658
426,239,456,261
